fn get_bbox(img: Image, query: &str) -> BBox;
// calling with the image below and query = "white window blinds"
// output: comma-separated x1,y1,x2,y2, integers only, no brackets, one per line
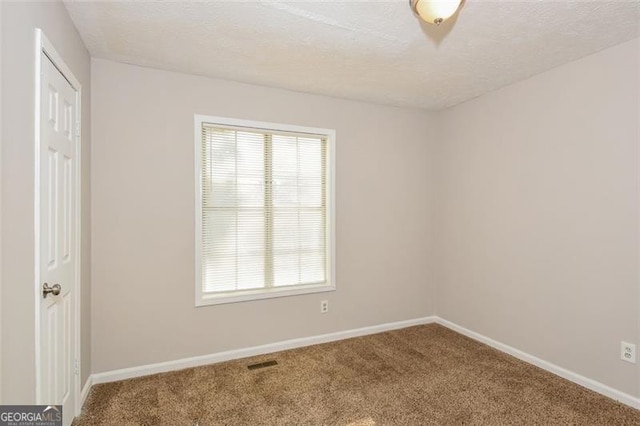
200,123,329,296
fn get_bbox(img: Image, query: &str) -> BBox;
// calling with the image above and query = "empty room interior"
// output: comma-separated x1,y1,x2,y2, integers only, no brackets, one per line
1,0,640,424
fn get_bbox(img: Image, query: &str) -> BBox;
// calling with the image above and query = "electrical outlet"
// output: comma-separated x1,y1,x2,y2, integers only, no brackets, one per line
320,300,329,314
621,341,636,364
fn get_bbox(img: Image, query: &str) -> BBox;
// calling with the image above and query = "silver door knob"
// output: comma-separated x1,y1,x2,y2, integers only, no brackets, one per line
43,283,61,298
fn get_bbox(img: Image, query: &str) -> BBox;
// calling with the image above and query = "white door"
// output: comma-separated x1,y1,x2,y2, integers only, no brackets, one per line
39,51,78,426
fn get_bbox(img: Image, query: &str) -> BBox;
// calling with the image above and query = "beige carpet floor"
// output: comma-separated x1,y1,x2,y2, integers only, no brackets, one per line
73,324,640,425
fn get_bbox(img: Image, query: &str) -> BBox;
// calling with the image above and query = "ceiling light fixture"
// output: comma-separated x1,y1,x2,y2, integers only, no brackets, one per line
410,0,463,26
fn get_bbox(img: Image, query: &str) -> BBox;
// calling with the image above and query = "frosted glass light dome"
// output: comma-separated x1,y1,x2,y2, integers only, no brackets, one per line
411,0,463,25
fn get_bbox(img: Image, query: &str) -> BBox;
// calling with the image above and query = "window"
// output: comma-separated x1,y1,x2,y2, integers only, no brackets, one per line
195,115,335,306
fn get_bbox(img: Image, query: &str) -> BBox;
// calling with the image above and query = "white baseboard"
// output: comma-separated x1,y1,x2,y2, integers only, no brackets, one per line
91,316,436,385
84,315,639,412
435,317,640,410
79,375,93,411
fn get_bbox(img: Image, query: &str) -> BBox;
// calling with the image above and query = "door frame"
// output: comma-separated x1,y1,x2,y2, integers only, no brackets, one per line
33,28,82,416
637,61,640,405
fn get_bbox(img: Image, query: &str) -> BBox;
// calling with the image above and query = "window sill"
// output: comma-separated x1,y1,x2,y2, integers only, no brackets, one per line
196,283,336,306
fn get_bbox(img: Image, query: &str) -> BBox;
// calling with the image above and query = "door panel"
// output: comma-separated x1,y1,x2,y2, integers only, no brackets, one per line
39,52,77,426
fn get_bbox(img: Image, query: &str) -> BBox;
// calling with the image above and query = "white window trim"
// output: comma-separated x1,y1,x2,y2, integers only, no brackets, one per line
194,115,336,306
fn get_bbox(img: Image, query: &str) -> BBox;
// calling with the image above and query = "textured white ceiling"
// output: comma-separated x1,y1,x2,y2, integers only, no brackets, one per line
63,0,639,110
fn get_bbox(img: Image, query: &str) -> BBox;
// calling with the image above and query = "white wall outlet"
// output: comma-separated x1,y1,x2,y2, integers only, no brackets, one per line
621,341,636,364
320,300,329,314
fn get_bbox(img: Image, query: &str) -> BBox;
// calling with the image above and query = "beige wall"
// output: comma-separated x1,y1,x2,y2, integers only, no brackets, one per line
0,0,3,404
90,59,436,373
435,38,640,397
0,0,92,401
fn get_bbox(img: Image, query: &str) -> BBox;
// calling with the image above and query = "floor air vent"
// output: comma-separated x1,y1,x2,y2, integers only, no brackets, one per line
247,360,278,370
